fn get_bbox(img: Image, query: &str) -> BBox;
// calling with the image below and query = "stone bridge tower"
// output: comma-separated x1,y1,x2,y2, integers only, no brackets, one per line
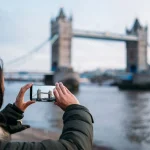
51,8,72,71
126,19,148,73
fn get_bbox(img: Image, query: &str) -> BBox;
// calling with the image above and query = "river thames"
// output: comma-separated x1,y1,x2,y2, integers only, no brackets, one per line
3,81,150,150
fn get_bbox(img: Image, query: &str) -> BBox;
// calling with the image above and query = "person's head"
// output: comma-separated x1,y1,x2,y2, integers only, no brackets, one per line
0,59,11,141
0,58,4,109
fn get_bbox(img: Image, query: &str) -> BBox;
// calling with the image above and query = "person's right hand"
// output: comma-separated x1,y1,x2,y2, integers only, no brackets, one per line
53,82,79,111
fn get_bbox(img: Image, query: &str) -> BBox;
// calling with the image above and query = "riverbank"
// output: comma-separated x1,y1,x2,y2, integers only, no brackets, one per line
11,128,114,150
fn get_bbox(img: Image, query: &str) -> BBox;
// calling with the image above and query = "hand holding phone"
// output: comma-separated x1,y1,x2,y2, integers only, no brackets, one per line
30,85,56,102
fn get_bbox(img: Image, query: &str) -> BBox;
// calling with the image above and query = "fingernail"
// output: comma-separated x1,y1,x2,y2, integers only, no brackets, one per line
59,82,63,85
55,82,58,86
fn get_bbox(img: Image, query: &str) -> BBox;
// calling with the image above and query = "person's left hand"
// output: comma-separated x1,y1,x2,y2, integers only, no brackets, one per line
15,83,35,112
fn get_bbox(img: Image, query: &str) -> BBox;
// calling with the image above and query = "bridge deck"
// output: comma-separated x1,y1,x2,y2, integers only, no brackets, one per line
73,30,138,42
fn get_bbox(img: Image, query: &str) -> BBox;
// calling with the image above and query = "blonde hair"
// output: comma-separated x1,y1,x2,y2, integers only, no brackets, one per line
0,126,11,141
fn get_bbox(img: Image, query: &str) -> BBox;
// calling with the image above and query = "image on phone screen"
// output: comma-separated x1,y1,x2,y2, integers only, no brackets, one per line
31,85,56,102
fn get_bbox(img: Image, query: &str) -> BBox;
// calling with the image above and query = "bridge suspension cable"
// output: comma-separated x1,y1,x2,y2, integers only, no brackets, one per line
6,34,58,66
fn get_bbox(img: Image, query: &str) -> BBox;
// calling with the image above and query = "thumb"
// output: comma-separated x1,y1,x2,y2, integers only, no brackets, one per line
24,100,36,110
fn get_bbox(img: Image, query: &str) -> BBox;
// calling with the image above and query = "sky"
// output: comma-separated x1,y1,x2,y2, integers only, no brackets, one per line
0,0,150,72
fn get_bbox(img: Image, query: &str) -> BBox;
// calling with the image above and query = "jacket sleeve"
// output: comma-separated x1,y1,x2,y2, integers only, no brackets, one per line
0,104,94,150
0,103,24,125
0,104,30,134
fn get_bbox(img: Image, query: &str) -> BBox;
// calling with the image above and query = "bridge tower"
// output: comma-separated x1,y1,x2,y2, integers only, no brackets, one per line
51,8,72,71
37,89,41,100
126,19,148,73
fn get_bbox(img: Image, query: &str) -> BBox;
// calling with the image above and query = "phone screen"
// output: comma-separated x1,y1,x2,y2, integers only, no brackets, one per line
30,85,56,102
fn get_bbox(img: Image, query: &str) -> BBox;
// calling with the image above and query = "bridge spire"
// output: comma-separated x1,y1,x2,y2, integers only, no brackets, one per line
126,18,143,35
57,8,66,19
132,18,142,33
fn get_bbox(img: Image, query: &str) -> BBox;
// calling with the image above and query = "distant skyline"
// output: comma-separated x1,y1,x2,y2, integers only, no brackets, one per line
0,0,150,72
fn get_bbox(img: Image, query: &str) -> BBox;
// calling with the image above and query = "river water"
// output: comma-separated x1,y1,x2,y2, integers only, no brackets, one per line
2,81,150,150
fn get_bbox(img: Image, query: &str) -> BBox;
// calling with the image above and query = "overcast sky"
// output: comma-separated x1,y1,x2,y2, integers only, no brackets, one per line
0,0,150,72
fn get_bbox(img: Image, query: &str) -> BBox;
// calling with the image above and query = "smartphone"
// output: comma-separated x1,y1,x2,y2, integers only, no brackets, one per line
30,85,56,102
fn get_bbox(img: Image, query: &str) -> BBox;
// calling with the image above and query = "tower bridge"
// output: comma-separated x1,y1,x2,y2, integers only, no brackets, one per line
51,8,148,73
6,8,148,74
37,89,53,100
4,8,149,89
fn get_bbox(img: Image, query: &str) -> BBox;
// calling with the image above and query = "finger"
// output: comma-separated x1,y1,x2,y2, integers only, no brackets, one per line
17,83,33,99
16,84,27,99
55,82,63,96
59,82,67,94
24,100,35,110
53,88,60,100
64,86,71,94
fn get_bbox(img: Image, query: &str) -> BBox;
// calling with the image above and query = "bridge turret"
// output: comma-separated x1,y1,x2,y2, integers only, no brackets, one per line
37,89,41,100
51,8,72,71
132,18,142,34
126,18,148,73
57,8,66,19
69,13,73,22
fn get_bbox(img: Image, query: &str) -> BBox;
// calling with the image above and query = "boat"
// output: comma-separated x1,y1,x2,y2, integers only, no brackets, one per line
117,72,150,90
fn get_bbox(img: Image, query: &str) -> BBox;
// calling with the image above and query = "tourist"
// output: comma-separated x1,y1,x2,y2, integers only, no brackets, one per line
0,59,94,150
